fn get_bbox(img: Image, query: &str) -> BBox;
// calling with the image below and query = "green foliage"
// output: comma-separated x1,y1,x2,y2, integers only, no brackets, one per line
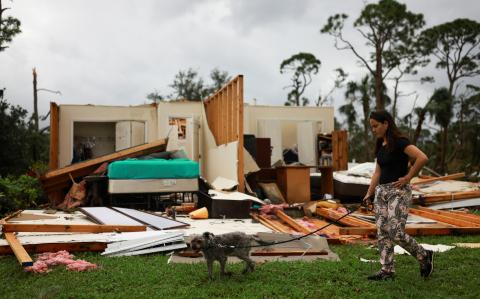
0,175,44,217
280,52,321,106
148,68,231,102
169,68,207,101
207,68,231,95
321,0,425,111
0,0,22,52
418,18,480,87
0,99,49,177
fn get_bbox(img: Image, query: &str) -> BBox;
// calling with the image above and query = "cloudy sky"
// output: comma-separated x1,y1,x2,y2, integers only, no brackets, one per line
1,0,479,125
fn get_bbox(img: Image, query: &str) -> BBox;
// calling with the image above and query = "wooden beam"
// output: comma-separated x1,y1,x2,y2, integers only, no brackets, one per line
274,210,311,234
49,102,59,170
41,139,167,194
43,138,167,180
339,226,480,236
409,208,480,227
316,208,376,228
413,172,465,186
257,214,291,233
0,242,107,255
415,190,480,204
2,224,146,233
4,233,33,267
251,213,278,232
251,250,328,256
417,207,480,226
237,75,245,192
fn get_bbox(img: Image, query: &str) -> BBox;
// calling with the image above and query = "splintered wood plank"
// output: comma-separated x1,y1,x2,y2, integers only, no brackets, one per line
413,172,465,185
4,233,33,267
339,226,480,236
409,208,480,227
257,215,291,233
41,139,167,191
316,208,376,228
2,224,146,233
416,190,480,204
307,218,340,235
0,242,107,255
251,213,277,232
251,250,328,256
275,210,312,234
417,207,480,226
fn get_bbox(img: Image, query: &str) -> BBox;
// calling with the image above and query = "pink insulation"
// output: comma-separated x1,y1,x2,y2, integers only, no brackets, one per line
25,250,97,273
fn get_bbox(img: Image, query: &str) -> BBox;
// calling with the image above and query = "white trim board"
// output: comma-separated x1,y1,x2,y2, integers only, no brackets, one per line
107,242,187,257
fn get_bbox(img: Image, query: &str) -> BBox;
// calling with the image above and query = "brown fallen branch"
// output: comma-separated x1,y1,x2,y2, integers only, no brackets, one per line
2,224,146,233
412,172,465,186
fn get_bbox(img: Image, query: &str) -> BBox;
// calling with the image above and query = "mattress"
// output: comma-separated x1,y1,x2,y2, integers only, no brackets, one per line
109,178,199,194
108,158,199,180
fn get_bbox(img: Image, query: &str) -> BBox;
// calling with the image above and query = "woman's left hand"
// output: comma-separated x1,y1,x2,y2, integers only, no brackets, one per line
393,176,410,188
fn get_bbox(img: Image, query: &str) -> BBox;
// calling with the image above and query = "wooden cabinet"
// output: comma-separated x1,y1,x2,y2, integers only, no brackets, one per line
275,166,311,204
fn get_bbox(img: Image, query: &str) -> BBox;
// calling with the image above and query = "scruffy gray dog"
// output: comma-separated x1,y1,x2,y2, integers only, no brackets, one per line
190,231,257,279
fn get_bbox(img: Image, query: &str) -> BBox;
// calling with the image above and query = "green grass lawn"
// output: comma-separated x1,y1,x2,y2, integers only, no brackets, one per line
1,235,479,299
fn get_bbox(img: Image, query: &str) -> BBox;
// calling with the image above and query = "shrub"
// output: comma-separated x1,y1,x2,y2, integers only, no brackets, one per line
0,175,45,217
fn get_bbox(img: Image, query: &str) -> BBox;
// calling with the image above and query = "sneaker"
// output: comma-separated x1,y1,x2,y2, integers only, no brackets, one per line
420,250,434,278
367,270,395,281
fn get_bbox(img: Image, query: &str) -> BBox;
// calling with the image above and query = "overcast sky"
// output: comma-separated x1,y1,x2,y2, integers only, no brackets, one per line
1,0,479,126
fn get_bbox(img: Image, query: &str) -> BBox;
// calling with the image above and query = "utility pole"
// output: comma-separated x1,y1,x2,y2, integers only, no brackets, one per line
33,67,39,131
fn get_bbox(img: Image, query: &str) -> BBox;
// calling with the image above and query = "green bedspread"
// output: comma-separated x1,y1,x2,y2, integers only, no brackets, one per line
108,158,199,179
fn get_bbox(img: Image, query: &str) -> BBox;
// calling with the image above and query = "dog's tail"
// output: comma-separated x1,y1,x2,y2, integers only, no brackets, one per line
252,235,274,247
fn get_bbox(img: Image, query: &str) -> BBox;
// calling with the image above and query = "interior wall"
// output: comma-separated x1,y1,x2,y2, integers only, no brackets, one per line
58,104,157,168
73,122,116,158
243,105,334,136
157,101,203,162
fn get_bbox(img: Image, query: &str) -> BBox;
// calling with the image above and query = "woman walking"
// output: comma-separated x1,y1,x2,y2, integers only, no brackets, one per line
363,110,434,281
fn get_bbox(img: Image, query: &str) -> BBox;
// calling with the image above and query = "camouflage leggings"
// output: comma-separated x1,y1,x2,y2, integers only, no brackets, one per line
374,183,427,272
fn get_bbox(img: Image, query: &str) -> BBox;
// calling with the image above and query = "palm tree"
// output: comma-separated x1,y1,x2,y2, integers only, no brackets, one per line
428,88,453,174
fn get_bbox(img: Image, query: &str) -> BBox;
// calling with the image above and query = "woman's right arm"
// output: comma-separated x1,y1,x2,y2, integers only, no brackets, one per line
364,162,380,200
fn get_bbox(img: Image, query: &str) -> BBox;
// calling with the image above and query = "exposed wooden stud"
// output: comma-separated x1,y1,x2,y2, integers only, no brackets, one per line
49,102,59,170
4,233,33,267
237,75,244,192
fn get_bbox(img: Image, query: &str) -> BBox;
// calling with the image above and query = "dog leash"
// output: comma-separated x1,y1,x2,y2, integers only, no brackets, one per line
222,200,374,249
